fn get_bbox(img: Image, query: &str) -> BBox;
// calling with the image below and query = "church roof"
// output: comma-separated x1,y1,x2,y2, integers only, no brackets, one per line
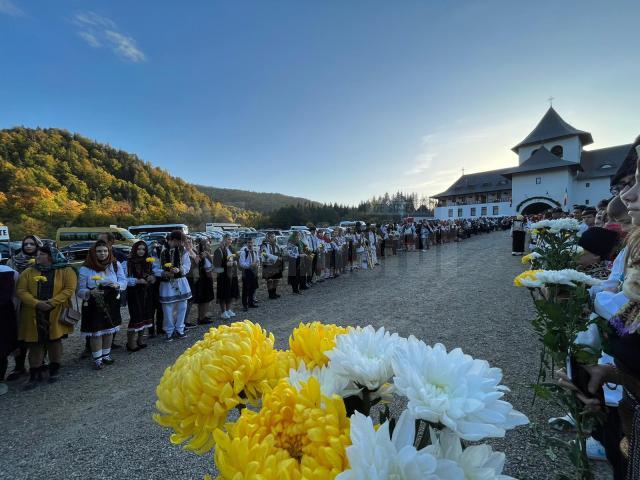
501,146,580,178
432,168,512,198
576,144,633,180
511,107,594,152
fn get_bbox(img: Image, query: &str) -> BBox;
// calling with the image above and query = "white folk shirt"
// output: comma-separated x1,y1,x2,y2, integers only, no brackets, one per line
78,262,128,300
239,246,259,270
152,251,192,304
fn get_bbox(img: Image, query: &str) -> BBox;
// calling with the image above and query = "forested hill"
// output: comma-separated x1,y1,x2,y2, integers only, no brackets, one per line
195,185,320,213
0,127,260,238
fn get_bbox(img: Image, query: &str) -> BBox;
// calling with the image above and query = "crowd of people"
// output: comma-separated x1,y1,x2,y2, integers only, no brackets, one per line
0,217,505,393
516,137,640,478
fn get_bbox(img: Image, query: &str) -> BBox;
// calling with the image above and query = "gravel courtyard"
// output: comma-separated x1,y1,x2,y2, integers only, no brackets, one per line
1,231,612,479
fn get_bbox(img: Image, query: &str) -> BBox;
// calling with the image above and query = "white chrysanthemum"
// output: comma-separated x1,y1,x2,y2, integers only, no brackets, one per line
535,269,601,287
392,338,529,441
425,428,515,480
531,218,580,233
326,325,404,391
336,411,464,480
287,361,361,398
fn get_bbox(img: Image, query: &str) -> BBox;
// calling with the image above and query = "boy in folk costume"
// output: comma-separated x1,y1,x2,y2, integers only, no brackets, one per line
213,234,239,319
354,225,366,269
260,232,284,299
153,230,191,341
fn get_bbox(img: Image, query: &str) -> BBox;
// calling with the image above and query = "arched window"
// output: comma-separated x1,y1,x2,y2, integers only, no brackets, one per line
551,145,563,158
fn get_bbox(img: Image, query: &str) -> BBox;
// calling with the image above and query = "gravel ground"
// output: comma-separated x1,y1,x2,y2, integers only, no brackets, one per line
1,231,613,479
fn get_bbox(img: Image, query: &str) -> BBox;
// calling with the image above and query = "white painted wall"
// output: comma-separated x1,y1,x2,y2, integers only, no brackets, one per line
434,202,513,220
571,177,610,207
518,136,582,164
511,168,572,212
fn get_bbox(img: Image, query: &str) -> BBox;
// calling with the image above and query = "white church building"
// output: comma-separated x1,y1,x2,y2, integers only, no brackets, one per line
433,107,632,219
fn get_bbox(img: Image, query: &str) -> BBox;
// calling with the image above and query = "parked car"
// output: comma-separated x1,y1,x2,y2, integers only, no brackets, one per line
139,232,170,243
0,241,22,264
61,241,130,263
236,232,266,248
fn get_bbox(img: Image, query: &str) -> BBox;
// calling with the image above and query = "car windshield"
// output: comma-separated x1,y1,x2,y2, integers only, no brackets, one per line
119,230,135,239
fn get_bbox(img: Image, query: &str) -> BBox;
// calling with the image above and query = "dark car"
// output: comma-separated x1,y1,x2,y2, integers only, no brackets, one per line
60,241,95,261
0,241,22,265
61,242,131,263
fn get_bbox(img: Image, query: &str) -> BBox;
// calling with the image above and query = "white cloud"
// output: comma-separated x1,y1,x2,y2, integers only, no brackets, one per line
78,31,102,48
104,30,147,62
0,0,24,17
73,11,147,63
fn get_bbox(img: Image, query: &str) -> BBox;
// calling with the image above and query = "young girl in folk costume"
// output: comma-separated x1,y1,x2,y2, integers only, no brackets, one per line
213,234,239,319
153,230,192,341
192,237,215,324
78,240,127,370
123,240,156,352
261,232,284,299
345,227,355,272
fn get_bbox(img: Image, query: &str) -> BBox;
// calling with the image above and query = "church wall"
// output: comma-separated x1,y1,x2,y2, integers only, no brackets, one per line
434,201,513,220
518,136,582,164
511,169,573,211
571,177,611,208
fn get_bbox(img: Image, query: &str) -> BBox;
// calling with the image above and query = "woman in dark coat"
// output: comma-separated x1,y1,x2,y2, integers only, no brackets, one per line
0,262,19,394
192,238,214,324
123,240,156,351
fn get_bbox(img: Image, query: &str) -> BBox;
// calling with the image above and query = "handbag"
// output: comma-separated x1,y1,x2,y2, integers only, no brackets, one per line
59,296,82,327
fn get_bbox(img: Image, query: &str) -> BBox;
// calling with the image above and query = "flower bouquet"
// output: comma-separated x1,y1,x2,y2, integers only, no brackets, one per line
515,263,605,478
154,320,528,479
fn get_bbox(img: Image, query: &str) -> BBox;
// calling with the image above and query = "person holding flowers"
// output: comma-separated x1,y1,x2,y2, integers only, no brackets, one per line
153,230,192,341
260,232,284,299
16,245,77,388
191,237,215,325
6,235,43,381
123,240,156,352
286,231,307,294
213,233,239,319
78,240,127,370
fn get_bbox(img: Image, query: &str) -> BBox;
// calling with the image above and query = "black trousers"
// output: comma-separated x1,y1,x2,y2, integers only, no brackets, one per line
242,270,258,307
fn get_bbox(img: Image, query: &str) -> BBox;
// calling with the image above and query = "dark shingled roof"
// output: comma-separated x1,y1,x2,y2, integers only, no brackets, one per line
432,168,512,198
501,146,581,178
512,107,594,152
576,144,633,180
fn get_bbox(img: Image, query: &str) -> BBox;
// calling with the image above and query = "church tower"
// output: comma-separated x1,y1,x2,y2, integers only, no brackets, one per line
512,107,593,164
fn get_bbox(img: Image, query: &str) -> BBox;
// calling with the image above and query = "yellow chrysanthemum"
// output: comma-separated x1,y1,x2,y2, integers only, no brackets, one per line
27,258,36,265
33,275,47,282
164,262,173,268
513,269,543,287
153,320,280,454
521,253,535,264
531,228,539,235
265,349,299,389
91,275,103,281
146,257,156,263
213,377,351,480
289,322,349,368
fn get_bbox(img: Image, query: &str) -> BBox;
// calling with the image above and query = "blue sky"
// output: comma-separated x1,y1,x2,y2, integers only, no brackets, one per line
1,0,639,205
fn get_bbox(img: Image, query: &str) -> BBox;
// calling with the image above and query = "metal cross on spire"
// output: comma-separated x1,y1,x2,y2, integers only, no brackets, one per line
548,96,554,107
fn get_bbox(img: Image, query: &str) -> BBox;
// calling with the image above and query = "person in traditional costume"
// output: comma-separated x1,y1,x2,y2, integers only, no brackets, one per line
345,227,355,272
576,227,621,280
152,230,192,341
182,237,199,329
123,240,156,352
239,237,260,312
191,237,215,324
260,232,284,299
213,234,239,319
353,225,366,269
366,225,378,266
17,245,77,387
78,241,127,369
6,235,43,381
0,257,19,395
511,215,526,256
287,231,306,294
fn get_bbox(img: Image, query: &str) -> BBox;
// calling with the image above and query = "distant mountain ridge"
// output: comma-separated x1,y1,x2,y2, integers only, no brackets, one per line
0,127,261,238
195,185,320,214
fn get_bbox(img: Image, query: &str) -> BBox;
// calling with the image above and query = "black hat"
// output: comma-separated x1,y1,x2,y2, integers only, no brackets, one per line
552,207,563,213
611,135,640,187
308,225,316,231
578,226,620,260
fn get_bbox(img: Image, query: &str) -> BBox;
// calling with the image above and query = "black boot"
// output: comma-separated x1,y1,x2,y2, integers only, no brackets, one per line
268,289,276,299
48,362,61,383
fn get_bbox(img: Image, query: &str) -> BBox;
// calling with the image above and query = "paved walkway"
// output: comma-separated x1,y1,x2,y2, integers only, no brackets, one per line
1,231,611,479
